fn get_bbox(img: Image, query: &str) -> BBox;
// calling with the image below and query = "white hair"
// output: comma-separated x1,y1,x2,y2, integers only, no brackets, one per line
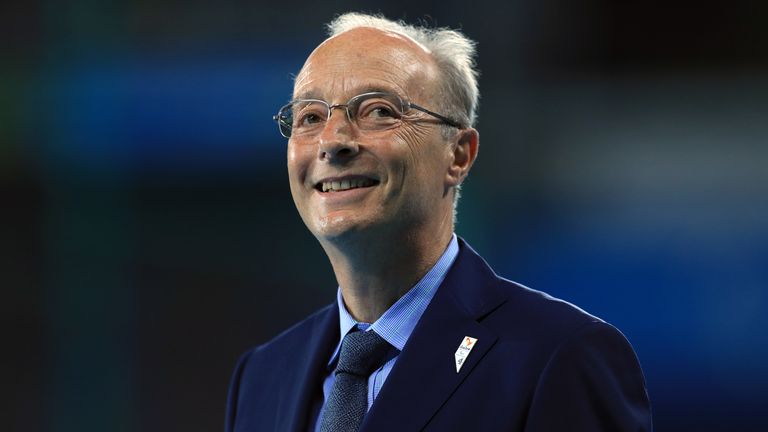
326,12,480,129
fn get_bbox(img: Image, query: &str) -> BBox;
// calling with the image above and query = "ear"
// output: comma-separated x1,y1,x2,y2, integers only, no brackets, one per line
446,128,479,188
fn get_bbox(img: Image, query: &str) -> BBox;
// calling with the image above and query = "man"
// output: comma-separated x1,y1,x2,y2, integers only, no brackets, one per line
226,12,652,432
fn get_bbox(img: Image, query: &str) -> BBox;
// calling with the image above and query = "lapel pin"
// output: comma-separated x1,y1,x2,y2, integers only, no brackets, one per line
454,336,478,373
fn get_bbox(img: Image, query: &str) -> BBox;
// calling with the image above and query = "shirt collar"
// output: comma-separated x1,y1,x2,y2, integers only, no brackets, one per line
329,234,460,367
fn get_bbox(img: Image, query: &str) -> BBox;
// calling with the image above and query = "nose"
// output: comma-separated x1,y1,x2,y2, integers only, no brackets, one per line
317,107,359,161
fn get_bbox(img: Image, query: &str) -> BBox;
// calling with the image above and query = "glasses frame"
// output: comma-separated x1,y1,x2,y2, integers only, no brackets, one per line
272,91,464,138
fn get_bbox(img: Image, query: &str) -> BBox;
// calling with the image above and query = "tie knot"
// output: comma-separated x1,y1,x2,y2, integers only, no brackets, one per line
336,330,391,376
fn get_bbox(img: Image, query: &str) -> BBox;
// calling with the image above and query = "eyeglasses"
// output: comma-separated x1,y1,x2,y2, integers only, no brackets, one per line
272,92,463,138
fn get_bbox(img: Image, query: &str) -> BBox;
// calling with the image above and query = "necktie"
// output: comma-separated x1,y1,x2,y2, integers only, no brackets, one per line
320,330,391,432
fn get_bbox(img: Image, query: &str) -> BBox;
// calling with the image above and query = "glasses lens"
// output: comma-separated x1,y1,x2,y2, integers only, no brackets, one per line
350,93,404,130
274,94,409,138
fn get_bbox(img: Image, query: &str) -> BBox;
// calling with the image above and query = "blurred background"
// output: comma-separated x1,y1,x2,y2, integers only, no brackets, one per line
3,0,767,431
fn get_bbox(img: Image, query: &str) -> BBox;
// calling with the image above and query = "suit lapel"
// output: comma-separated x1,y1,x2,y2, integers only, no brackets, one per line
278,304,339,432
361,239,507,431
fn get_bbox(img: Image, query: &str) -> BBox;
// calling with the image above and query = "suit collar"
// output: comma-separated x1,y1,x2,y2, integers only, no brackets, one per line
361,237,507,431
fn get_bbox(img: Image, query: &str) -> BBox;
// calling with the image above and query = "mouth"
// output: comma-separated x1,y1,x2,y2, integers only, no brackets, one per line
314,176,379,193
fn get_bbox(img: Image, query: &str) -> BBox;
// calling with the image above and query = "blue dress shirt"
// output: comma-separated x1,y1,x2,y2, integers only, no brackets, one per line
313,234,460,432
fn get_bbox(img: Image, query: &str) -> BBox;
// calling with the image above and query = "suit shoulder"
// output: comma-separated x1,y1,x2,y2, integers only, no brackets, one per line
225,304,337,431
453,238,608,343
488,276,608,343
484,277,646,395
242,303,336,362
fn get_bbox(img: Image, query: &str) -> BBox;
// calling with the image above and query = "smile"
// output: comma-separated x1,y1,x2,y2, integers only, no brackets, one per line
316,177,378,193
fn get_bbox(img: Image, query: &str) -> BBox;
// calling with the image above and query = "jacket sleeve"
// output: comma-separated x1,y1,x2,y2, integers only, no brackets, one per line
525,321,652,431
225,349,253,432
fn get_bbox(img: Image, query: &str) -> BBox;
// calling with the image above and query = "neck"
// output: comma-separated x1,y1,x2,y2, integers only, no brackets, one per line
319,219,453,323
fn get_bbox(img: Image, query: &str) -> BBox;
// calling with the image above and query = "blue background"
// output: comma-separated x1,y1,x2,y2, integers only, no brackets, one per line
3,1,767,431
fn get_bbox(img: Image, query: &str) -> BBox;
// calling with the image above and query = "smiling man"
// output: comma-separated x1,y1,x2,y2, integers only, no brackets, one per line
226,13,652,432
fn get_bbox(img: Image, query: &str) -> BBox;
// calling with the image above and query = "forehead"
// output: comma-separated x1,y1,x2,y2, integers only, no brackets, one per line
293,27,438,102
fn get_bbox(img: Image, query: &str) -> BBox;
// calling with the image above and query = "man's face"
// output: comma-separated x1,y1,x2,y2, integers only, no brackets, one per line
287,27,456,243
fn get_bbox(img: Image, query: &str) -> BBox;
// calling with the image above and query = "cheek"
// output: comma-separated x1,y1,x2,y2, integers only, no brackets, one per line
287,145,310,184
391,126,431,167
392,127,450,184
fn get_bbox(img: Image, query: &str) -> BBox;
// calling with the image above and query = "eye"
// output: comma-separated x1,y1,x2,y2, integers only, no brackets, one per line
368,105,396,118
358,101,399,120
299,112,323,125
294,104,327,128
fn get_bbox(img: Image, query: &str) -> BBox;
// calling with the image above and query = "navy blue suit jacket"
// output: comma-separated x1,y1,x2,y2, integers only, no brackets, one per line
226,238,652,431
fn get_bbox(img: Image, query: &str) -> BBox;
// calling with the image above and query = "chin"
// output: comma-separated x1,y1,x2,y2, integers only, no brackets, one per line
310,214,354,238
309,212,375,242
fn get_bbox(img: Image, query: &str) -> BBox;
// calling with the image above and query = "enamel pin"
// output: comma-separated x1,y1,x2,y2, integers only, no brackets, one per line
454,336,478,373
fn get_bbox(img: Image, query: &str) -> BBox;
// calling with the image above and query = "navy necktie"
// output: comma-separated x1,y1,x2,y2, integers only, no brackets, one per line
320,330,391,432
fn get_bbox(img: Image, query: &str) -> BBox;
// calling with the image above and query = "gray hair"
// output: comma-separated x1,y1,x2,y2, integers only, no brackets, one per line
326,13,480,129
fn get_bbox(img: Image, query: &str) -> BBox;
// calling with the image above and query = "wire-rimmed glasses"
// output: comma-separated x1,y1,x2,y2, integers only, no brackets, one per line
273,92,463,138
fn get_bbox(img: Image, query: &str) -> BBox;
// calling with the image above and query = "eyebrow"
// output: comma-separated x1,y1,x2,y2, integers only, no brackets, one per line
293,86,403,102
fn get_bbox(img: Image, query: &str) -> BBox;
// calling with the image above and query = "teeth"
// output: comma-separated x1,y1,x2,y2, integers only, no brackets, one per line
320,178,375,192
